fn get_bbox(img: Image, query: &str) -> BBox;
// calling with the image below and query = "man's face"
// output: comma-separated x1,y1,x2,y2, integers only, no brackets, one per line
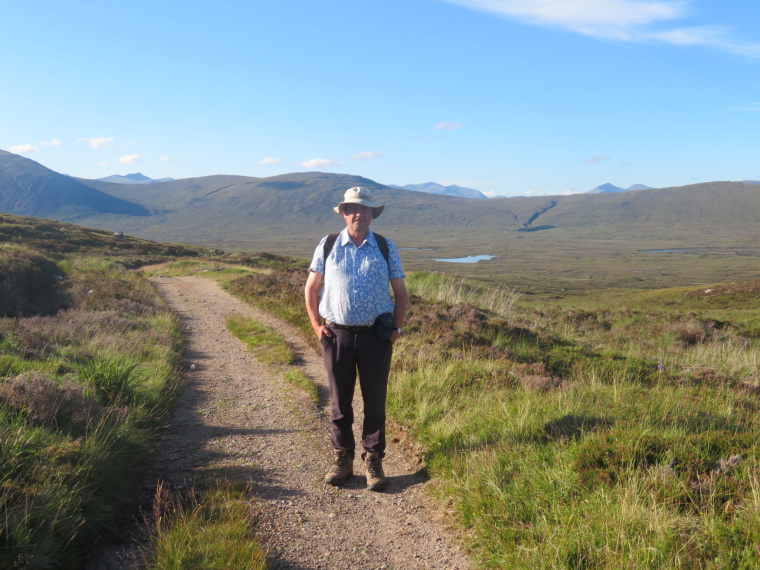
341,203,373,234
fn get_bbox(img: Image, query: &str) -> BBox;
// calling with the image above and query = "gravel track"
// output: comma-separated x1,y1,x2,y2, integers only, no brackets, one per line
89,275,470,569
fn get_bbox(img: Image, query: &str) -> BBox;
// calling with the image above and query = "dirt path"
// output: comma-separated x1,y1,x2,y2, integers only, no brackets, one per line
95,275,471,569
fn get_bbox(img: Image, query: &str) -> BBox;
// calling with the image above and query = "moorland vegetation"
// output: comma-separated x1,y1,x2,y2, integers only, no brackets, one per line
2,211,759,568
226,263,760,568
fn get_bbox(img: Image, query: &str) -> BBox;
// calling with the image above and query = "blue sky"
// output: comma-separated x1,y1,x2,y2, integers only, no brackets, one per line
2,0,759,197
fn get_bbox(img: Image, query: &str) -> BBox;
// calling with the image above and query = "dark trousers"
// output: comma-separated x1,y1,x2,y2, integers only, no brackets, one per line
321,326,393,456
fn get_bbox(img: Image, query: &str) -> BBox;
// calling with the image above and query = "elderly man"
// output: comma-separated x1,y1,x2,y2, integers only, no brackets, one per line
305,186,408,491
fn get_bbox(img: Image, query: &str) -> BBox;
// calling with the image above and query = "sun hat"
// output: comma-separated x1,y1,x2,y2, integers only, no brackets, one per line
334,187,384,219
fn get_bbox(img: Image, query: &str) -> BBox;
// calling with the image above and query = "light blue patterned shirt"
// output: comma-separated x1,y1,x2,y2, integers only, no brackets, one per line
309,229,405,326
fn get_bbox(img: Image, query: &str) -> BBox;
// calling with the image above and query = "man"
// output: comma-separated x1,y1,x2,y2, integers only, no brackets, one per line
305,187,408,492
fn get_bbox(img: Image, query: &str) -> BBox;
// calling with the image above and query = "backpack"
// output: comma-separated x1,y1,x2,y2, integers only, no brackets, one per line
323,232,390,271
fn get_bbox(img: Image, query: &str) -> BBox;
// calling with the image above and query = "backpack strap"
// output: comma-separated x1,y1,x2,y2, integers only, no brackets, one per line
374,233,390,269
323,233,340,264
323,232,390,270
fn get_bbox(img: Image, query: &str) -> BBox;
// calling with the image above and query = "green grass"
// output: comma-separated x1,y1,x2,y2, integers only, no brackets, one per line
225,315,296,366
147,477,267,570
283,369,319,404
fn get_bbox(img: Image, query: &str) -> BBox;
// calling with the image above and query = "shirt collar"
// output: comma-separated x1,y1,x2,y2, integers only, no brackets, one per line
338,228,377,248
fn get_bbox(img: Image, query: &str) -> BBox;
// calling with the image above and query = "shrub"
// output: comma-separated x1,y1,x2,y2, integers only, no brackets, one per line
0,372,100,431
0,245,64,317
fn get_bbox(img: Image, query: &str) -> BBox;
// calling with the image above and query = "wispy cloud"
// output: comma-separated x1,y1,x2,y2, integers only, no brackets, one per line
39,139,61,147
587,155,611,163
352,151,382,160
9,144,38,154
434,122,463,130
79,136,114,149
118,154,140,165
300,158,344,169
258,157,282,165
439,0,760,57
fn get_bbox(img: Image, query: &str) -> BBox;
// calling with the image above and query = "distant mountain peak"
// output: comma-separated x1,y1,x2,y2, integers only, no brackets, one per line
586,182,653,194
124,172,150,182
98,173,174,184
389,182,488,199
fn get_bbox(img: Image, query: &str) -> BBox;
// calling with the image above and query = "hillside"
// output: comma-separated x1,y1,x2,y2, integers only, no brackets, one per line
0,150,149,219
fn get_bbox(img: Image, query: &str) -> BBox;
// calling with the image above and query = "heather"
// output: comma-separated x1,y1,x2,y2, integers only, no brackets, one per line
1,251,184,566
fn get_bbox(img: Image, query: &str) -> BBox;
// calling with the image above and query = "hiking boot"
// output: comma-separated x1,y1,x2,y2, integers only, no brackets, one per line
364,452,387,491
324,449,354,486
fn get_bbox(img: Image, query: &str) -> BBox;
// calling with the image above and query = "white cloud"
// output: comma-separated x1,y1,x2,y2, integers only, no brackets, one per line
440,0,682,39
118,154,140,165
160,156,173,162
587,155,610,163
39,139,61,147
79,137,114,149
9,144,38,154
439,0,760,56
258,157,282,165
352,151,382,160
300,158,344,169
434,122,463,130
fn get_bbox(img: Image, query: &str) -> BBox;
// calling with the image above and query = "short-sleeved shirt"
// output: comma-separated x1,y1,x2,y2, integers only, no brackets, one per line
309,229,405,326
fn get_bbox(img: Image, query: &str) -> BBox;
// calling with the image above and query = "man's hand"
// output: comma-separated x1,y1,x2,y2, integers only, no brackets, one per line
390,329,400,344
317,324,332,341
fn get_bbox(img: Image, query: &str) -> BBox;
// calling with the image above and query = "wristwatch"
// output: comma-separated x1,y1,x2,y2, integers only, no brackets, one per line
395,327,404,335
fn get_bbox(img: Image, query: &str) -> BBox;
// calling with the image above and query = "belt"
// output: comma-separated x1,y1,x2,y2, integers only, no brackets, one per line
326,321,373,332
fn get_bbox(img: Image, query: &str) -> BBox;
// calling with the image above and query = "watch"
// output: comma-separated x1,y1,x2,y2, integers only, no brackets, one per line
395,327,404,335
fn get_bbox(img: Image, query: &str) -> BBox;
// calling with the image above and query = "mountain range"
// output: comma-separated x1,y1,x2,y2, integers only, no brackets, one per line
1,149,760,273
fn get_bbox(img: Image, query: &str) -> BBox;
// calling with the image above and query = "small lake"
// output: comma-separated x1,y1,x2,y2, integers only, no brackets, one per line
432,254,496,263
644,248,716,253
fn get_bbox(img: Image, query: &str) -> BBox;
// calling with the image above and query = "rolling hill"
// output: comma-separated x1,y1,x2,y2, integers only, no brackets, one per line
0,150,149,219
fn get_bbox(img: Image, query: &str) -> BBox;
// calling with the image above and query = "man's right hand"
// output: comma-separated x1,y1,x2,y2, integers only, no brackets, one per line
316,324,332,341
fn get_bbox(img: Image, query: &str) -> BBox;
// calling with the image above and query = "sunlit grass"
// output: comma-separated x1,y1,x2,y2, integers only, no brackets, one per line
283,369,319,404
225,315,295,366
148,478,267,570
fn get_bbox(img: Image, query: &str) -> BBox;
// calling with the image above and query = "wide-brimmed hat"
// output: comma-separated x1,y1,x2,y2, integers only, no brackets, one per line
334,187,384,219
